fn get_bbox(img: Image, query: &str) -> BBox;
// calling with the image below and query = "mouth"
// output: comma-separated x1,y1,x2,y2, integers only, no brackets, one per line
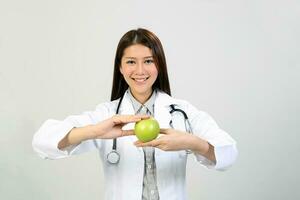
132,77,149,83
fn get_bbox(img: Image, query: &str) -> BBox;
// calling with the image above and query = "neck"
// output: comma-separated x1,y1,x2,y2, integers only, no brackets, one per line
130,89,153,104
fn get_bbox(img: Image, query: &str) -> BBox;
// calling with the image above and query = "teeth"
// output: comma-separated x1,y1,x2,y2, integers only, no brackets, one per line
134,78,148,82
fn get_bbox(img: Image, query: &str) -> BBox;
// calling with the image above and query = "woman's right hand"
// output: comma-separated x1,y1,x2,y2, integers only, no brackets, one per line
58,114,149,150
91,114,149,139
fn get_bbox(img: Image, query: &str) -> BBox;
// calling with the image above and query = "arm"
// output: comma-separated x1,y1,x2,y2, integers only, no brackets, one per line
188,134,216,163
134,101,238,170
57,125,95,150
32,111,105,159
134,129,216,163
58,115,149,150
32,101,148,159
187,104,238,170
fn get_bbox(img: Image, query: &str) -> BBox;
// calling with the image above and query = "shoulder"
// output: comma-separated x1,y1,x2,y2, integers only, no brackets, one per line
156,90,190,107
95,99,119,113
80,99,119,123
157,90,211,120
157,90,196,110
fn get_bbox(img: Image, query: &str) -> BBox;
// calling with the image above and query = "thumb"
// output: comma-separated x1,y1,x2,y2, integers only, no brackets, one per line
121,129,135,137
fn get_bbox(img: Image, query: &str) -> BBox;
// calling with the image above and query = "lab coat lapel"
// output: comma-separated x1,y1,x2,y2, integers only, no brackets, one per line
154,91,187,199
154,90,179,129
120,90,176,129
119,91,135,115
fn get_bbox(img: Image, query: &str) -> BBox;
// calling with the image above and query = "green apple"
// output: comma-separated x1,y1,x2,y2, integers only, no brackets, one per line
134,117,160,142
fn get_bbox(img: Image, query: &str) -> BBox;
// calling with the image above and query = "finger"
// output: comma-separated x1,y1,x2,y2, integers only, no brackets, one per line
160,128,171,134
120,115,150,124
135,142,151,147
133,115,151,122
121,129,135,136
133,139,156,146
134,140,147,147
114,115,148,124
156,144,170,151
134,140,143,146
134,137,163,146
134,139,160,147
136,114,151,120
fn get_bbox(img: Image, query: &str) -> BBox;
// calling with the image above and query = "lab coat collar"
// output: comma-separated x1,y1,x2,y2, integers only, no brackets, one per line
119,89,181,129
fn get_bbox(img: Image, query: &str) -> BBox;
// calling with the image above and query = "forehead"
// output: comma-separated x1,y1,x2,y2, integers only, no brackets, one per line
123,44,153,58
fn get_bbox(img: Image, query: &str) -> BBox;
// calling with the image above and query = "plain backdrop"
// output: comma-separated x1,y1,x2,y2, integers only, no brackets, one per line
0,0,299,199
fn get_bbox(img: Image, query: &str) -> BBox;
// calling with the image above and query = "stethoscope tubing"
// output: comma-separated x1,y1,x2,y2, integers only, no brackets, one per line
107,94,193,164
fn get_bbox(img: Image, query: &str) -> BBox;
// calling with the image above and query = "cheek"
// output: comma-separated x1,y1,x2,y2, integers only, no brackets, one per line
120,67,131,77
150,67,158,77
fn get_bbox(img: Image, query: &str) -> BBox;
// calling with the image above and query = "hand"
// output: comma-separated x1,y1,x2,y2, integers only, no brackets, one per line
134,128,194,151
92,114,150,139
134,128,215,162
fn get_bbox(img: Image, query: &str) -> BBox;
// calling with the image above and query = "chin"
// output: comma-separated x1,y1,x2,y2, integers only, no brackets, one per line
131,87,152,95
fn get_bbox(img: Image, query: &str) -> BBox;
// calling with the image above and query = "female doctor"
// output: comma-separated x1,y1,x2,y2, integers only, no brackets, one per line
32,28,238,200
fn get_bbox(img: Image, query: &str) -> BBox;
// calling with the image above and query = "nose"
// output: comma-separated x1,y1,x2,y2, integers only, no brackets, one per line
135,61,145,74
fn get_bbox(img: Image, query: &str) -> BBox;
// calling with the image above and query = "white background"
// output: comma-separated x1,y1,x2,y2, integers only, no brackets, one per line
0,0,299,199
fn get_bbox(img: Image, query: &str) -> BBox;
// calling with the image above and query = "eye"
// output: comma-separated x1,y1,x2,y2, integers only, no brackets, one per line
144,59,154,64
126,60,135,65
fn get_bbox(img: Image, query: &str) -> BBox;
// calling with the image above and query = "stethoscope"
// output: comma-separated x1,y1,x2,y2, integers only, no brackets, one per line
106,94,193,164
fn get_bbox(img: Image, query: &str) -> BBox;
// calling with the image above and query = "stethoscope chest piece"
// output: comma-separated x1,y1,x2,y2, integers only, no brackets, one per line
107,150,120,164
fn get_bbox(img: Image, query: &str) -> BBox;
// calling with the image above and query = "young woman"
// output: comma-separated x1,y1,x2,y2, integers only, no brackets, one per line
32,28,238,200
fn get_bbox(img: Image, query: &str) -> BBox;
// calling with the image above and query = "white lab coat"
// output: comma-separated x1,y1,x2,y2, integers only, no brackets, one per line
32,90,238,200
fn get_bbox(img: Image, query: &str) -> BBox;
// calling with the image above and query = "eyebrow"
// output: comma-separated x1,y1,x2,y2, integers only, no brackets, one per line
123,56,153,59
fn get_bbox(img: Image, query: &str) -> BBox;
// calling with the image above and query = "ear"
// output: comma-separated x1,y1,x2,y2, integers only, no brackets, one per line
119,65,124,75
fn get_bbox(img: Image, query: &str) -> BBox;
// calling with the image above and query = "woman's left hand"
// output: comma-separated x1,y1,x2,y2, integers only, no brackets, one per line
134,128,195,151
134,128,216,162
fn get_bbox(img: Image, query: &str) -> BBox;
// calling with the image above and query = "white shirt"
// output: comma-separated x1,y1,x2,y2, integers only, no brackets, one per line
127,89,160,200
32,90,238,200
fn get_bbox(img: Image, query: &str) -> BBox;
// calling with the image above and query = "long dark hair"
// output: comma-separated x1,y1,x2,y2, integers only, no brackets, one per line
110,28,171,101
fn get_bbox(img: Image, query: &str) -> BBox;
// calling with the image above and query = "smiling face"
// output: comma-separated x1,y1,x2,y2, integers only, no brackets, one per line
120,44,158,103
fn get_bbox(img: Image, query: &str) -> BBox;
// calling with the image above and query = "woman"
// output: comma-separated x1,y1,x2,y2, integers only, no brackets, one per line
32,28,238,200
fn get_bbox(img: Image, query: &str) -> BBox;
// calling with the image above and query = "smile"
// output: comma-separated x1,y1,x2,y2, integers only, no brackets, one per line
132,77,149,83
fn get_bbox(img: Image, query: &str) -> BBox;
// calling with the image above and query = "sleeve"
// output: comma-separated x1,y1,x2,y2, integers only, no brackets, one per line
186,102,238,171
32,103,112,160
